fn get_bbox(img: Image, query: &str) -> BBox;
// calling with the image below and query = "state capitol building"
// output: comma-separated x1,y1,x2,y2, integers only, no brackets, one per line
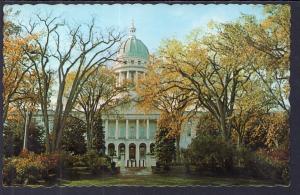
33,22,197,168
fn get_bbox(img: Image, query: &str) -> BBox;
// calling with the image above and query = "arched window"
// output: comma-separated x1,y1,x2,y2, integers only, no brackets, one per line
118,143,125,156
108,143,115,156
129,143,136,160
139,143,146,159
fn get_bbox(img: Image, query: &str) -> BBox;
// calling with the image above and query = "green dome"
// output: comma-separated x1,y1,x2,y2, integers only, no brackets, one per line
119,37,149,61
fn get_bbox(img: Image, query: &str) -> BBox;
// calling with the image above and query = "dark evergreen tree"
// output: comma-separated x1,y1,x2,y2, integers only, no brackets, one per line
3,121,23,157
92,112,105,155
155,127,176,170
27,123,45,154
3,120,45,156
61,116,87,155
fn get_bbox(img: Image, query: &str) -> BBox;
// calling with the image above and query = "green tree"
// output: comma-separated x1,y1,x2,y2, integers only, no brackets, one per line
3,120,44,156
155,127,176,170
3,119,23,157
26,123,45,154
92,112,105,154
61,116,87,155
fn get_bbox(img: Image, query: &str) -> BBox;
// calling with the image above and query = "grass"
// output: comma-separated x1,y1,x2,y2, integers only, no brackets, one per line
10,167,287,187
57,174,282,187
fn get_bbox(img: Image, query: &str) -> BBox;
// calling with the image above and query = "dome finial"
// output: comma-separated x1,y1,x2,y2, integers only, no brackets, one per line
129,19,136,37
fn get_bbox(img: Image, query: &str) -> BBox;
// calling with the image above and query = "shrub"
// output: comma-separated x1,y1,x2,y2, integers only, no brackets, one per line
71,155,87,167
186,135,235,173
3,152,60,185
36,153,60,178
253,148,289,182
237,147,289,183
84,150,110,174
3,159,16,185
13,153,46,184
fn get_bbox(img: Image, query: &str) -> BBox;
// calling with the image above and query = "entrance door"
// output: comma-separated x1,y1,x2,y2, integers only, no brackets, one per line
129,143,136,160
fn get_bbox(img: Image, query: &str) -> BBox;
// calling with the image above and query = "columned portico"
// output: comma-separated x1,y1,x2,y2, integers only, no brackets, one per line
104,22,158,168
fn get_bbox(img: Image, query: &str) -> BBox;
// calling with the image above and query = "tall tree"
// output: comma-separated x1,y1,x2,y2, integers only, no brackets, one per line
158,25,255,142
155,126,176,170
137,59,195,162
231,79,271,148
3,9,38,123
237,5,290,113
20,14,123,152
92,111,105,154
71,67,129,151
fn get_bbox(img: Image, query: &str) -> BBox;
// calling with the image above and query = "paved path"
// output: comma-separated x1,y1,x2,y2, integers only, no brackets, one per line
120,167,152,176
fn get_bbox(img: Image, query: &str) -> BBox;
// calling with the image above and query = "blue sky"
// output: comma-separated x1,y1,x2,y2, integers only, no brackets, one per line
5,4,265,53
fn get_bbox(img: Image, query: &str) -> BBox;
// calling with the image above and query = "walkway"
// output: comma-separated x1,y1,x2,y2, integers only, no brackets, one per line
120,167,152,176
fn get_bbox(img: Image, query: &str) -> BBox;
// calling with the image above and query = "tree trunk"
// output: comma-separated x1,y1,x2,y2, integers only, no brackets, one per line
176,135,181,163
53,117,67,152
41,103,51,153
3,103,9,124
23,110,30,150
86,121,92,151
86,111,95,152
220,116,227,141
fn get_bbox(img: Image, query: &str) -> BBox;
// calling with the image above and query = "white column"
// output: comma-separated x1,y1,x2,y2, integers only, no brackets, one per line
136,145,140,167
127,71,130,80
146,119,149,139
136,119,139,139
126,119,129,139
115,119,119,139
146,143,151,154
105,143,108,155
125,144,129,166
135,71,138,85
105,119,108,140
146,143,151,167
121,72,124,83
118,72,121,86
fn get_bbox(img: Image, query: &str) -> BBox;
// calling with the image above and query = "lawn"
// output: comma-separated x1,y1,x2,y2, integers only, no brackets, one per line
57,174,283,187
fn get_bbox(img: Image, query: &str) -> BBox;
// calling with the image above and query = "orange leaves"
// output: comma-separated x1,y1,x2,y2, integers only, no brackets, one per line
3,17,40,122
244,112,289,150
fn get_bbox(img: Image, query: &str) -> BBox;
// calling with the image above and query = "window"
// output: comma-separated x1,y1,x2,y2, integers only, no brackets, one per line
138,61,141,65
124,60,127,64
131,60,134,64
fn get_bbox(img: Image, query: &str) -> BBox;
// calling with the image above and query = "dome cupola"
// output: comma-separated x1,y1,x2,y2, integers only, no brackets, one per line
113,21,149,87
117,20,149,62
118,38,149,61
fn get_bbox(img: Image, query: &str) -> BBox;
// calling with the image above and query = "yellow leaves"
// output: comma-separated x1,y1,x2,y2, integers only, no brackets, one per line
207,20,217,30
158,112,187,139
